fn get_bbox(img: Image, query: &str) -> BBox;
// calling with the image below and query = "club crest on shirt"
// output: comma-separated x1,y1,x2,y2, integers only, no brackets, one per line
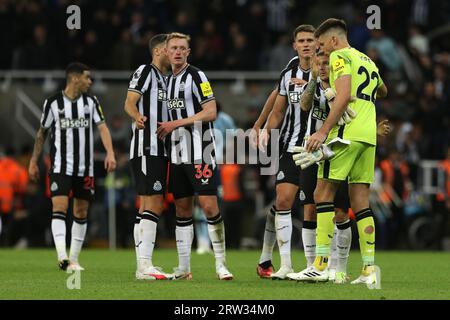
277,171,285,181
51,182,58,191
153,181,162,191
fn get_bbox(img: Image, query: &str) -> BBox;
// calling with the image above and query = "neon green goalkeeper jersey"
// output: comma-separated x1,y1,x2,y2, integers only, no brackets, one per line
328,47,384,146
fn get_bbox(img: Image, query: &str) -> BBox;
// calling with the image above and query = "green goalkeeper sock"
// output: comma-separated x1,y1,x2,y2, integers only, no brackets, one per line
355,208,376,266
314,202,335,270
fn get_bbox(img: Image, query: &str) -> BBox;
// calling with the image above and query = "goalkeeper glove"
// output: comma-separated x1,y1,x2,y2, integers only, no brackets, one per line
292,144,335,170
324,88,357,126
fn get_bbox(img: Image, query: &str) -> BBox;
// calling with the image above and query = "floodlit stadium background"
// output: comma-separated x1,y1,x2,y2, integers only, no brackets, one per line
0,0,449,252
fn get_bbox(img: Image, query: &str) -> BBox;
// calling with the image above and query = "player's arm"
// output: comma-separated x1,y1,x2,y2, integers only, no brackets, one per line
156,99,217,139
258,94,288,151
97,123,117,172
306,75,351,152
377,83,388,98
254,87,278,129
124,91,146,129
28,127,48,182
300,79,317,112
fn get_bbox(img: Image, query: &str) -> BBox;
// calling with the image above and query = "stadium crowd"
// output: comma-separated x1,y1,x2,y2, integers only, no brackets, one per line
0,0,449,250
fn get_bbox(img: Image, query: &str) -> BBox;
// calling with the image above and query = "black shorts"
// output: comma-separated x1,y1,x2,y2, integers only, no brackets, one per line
49,173,95,201
297,166,350,209
298,164,318,205
130,156,168,195
275,152,300,186
335,180,350,211
169,163,218,199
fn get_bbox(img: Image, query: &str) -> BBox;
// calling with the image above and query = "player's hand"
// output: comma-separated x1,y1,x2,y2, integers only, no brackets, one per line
134,114,147,129
289,78,307,87
28,160,40,182
324,88,357,126
292,144,335,169
156,121,178,140
258,129,270,152
311,55,320,79
377,119,391,137
104,152,117,172
306,130,327,152
249,126,260,149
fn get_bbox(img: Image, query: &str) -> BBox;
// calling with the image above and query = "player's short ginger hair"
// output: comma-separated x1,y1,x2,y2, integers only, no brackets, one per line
166,32,191,46
314,18,347,38
293,24,315,39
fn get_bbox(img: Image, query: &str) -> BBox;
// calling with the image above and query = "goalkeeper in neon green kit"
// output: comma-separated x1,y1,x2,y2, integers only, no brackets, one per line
293,18,387,286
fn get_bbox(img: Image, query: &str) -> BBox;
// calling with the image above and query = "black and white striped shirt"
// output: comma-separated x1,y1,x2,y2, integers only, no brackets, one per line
128,64,168,159
40,91,105,177
304,79,330,138
166,64,216,165
277,63,311,153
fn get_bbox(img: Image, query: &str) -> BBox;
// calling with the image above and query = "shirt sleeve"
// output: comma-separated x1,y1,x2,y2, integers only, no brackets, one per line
92,96,106,124
128,65,151,94
330,51,352,81
278,72,287,96
192,70,215,104
40,99,54,129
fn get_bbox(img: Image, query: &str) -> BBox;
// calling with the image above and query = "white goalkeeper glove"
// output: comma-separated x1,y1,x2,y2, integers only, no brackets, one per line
292,144,335,170
324,88,357,126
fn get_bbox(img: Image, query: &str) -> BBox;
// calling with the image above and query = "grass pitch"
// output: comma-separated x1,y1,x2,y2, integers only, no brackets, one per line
0,249,449,300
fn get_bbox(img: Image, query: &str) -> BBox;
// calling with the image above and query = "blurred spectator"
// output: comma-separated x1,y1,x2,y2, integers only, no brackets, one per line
366,29,403,73
266,34,294,71
110,30,135,70
17,24,57,69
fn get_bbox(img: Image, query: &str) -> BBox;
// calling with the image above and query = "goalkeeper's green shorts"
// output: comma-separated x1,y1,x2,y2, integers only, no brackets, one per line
317,141,375,184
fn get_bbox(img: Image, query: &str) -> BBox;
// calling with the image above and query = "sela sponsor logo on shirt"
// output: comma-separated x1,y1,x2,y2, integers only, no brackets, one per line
158,89,167,101
288,91,300,104
312,105,328,121
60,118,89,129
167,98,186,110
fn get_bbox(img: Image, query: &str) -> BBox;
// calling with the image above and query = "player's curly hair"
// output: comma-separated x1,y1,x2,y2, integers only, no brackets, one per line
314,18,347,38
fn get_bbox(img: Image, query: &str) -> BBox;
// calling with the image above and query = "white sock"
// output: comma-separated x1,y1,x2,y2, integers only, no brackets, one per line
51,212,68,261
259,206,276,264
207,214,226,267
329,226,338,269
69,217,87,263
175,218,194,272
275,209,292,268
336,219,352,273
302,221,317,267
139,211,159,270
134,213,142,270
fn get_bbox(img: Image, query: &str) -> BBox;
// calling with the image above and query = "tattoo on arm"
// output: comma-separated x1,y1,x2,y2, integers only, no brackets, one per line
31,127,48,162
300,79,317,112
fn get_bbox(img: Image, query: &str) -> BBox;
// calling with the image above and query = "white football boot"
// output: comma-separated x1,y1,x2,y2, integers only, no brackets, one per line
67,261,85,271
270,266,294,280
172,267,193,280
287,265,329,282
136,266,174,280
351,265,381,289
216,264,233,280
